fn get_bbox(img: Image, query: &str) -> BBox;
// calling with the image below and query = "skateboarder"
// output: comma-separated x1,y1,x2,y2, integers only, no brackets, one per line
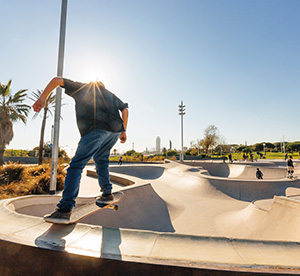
287,156,294,178
256,168,263,179
250,153,253,162
228,153,233,163
118,156,123,166
33,77,129,223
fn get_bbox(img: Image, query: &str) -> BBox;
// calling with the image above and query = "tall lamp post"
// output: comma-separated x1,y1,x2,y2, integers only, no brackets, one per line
49,0,68,194
178,101,186,162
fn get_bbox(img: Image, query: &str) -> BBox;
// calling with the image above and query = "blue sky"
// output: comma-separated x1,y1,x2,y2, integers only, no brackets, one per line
1,0,300,155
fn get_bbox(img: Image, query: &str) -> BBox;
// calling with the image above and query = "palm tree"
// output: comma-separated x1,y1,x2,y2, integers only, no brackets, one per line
29,90,56,165
0,80,30,165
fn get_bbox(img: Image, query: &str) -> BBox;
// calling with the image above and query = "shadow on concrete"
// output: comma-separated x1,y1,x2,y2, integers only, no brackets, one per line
35,224,76,251
80,184,175,233
101,227,122,261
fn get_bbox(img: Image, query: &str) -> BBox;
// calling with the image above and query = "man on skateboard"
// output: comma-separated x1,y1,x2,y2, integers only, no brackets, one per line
256,168,263,179
33,77,129,223
287,156,294,179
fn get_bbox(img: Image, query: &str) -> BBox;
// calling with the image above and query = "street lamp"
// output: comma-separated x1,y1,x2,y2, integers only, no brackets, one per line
49,0,68,194
178,101,186,162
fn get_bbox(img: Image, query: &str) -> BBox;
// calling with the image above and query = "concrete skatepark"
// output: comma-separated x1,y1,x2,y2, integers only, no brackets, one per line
1,160,300,275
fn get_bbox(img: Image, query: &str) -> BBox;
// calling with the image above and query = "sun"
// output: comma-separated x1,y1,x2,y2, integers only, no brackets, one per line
81,69,102,83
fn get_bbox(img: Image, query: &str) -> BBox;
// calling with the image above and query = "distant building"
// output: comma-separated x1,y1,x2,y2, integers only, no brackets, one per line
169,140,172,151
156,136,161,153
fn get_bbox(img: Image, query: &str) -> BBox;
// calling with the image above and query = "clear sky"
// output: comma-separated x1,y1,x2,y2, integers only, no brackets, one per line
1,0,300,156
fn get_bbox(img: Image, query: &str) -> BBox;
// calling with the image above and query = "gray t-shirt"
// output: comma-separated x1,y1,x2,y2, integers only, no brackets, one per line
61,78,128,137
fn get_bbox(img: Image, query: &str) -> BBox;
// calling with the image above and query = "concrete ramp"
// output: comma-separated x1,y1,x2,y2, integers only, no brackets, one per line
185,162,287,179
13,183,174,233
78,184,175,232
215,195,300,241
109,165,165,180
2,161,300,274
202,175,300,201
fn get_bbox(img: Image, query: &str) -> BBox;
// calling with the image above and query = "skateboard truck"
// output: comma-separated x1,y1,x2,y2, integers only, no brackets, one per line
96,201,119,211
107,205,119,211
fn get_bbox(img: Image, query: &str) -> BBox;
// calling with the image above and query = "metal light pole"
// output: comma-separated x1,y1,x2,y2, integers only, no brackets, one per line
49,0,68,194
178,101,186,162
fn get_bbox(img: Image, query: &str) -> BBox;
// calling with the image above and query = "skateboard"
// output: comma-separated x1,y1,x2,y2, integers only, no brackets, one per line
45,191,123,225
287,175,298,180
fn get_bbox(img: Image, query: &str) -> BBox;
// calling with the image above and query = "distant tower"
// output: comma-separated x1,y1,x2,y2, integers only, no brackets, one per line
156,136,161,153
169,140,172,150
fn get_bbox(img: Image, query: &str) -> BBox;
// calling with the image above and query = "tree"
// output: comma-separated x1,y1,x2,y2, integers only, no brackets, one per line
201,125,220,153
265,142,275,150
0,80,30,165
253,143,263,152
286,142,300,153
187,148,198,156
29,90,56,165
124,150,136,156
165,150,178,156
33,142,70,161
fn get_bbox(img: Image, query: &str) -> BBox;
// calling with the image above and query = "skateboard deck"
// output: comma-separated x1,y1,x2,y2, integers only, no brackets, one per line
47,192,123,225
287,176,298,180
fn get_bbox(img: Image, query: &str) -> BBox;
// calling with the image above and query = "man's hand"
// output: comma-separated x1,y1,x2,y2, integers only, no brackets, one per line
32,77,64,112
120,132,127,143
33,97,46,112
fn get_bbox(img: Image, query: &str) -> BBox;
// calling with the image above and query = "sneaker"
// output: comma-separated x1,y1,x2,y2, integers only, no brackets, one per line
44,209,71,224
96,194,114,204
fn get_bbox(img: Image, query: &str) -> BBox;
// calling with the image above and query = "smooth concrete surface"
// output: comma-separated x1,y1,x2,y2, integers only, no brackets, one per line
1,161,300,274
190,162,287,179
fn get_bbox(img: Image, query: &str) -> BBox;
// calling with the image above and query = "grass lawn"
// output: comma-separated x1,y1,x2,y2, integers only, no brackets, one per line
231,152,300,160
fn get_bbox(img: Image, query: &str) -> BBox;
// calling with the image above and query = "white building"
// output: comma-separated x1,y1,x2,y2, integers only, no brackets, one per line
156,136,161,153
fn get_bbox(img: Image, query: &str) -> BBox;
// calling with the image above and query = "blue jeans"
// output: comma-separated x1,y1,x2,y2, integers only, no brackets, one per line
57,129,120,212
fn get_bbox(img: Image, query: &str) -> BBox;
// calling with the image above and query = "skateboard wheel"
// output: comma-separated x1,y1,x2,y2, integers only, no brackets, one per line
113,205,119,211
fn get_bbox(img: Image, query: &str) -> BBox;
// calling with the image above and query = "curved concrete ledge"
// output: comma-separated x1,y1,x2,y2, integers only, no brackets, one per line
186,160,288,179
216,195,300,242
87,169,135,186
109,164,165,180
198,167,300,201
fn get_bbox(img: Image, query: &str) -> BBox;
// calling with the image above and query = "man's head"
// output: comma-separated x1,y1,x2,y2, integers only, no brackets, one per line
97,81,105,88
89,80,105,89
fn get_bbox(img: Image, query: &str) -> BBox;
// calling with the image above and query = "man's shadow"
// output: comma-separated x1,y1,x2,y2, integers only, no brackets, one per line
35,223,76,251
35,223,122,261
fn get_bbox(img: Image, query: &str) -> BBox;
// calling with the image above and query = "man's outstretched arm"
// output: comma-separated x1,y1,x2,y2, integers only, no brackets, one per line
33,77,64,112
120,108,128,143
